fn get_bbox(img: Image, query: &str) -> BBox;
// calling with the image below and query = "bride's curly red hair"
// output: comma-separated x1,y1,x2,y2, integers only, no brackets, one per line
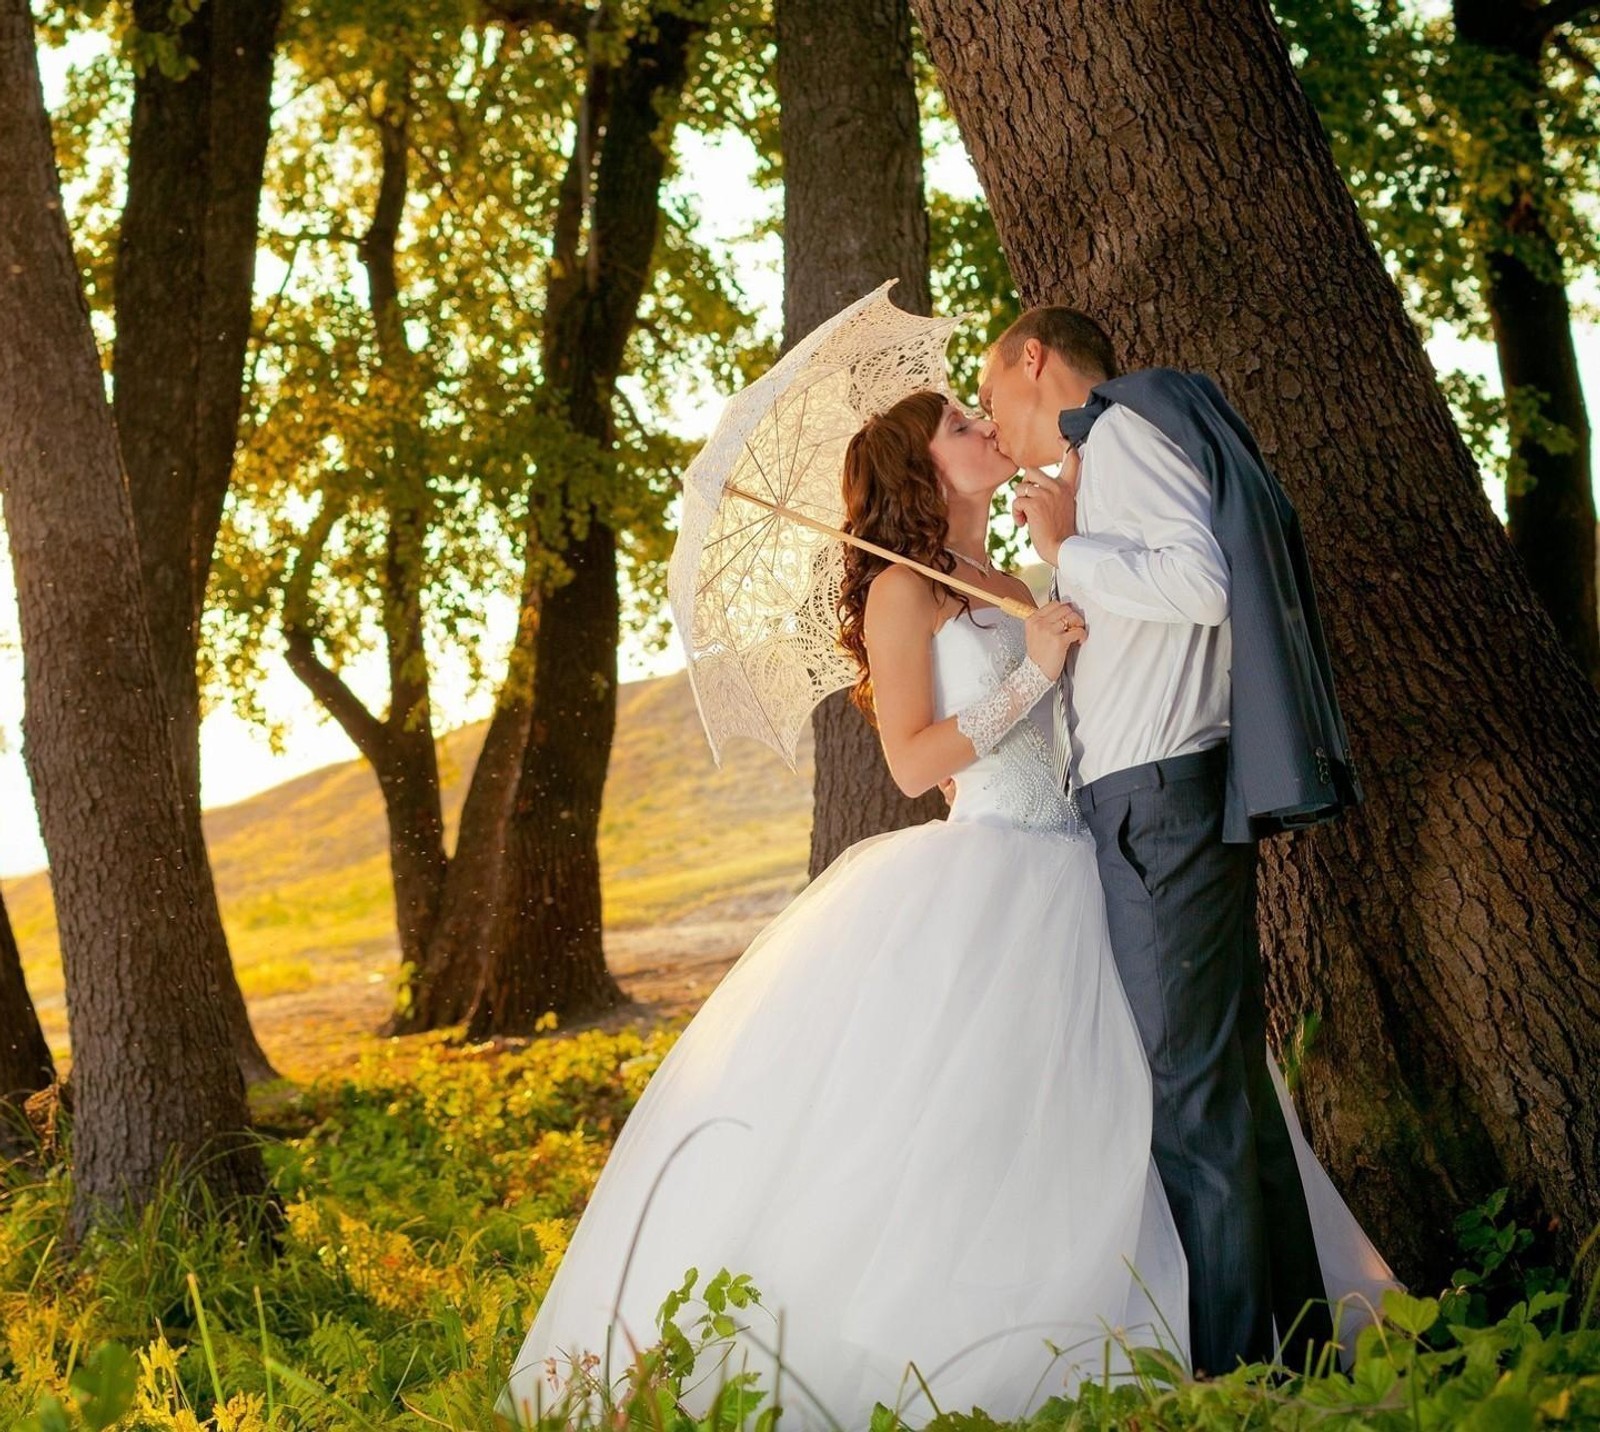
837,389,968,722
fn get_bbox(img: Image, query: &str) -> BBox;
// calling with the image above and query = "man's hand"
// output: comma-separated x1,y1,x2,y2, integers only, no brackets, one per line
1011,451,1080,567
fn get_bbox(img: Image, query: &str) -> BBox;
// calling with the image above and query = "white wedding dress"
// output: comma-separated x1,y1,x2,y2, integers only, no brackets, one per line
499,609,1394,1428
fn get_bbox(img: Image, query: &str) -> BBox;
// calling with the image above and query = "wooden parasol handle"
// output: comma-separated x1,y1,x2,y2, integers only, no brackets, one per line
724,484,1037,621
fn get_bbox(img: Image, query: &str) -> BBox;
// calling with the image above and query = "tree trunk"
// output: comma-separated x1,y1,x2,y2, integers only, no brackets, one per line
911,0,1600,1285
1452,0,1598,685
373,722,449,986
0,0,267,1234
372,375,450,985
283,86,458,1002
113,0,284,1085
466,12,702,1038
284,618,452,996
778,0,948,878
387,561,538,1033
468,525,625,1038
0,884,53,1154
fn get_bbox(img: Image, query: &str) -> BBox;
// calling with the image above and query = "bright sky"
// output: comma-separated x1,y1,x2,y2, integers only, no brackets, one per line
3,36,1599,879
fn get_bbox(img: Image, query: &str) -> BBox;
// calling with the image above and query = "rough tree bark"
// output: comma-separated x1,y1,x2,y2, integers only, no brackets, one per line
912,0,1600,1284
113,0,284,1084
778,0,948,878
0,885,53,1153
466,11,702,1037
1451,0,1598,684
385,558,538,1033
0,0,267,1234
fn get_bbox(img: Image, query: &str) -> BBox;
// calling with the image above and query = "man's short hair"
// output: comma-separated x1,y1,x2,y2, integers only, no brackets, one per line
992,306,1118,380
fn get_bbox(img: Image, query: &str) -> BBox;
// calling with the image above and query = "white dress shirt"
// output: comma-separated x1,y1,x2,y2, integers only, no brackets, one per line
1054,404,1232,787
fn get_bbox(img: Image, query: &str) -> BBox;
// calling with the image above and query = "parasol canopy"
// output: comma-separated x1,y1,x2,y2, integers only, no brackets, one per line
668,281,1029,767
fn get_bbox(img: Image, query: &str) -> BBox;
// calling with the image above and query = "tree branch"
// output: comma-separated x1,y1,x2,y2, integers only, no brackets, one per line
1527,0,1600,43
479,0,592,39
544,55,607,348
360,73,411,354
283,624,389,763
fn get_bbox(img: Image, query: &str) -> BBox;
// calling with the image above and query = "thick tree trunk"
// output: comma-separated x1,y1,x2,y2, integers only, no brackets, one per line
467,525,625,1038
387,562,538,1033
778,0,948,878
807,703,947,876
466,12,701,1038
912,0,1600,1284
1452,0,1598,685
0,0,267,1233
0,884,53,1153
113,0,284,1085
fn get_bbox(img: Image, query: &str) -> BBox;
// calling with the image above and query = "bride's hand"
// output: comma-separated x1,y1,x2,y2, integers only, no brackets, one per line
1024,600,1087,682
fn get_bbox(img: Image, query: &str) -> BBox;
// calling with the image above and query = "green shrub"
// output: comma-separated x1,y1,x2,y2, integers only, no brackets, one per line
4,1026,1596,1431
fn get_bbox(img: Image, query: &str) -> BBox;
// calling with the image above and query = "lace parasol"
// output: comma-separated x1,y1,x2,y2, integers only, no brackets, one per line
668,281,1029,767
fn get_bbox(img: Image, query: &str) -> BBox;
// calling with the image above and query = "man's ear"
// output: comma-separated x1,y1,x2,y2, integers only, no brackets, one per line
1023,337,1046,382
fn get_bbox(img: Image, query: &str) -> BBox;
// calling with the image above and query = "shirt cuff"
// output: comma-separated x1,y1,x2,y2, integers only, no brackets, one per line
1056,534,1130,598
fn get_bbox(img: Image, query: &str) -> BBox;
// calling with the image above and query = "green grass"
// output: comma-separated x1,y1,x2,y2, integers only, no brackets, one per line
2,1023,1596,1431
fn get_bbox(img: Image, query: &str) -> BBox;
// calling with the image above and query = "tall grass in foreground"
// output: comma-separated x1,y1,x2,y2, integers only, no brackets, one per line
2,1025,1596,1430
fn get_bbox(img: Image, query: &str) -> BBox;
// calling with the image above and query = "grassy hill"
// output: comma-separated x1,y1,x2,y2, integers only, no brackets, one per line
5,670,813,1048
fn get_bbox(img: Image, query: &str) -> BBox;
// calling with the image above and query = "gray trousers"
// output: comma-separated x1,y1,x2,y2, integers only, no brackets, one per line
1080,744,1331,1373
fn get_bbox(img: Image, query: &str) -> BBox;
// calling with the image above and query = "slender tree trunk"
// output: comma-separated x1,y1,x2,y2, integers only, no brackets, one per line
778,0,948,878
912,0,1600,1284
466,11,701,1038
0,884,53,1154
0,0,267,1233
283,86,456,996
387,561,538,1033
113,0,284,1084
373,722,449,982
1452,0,1598,685
283,620,451,985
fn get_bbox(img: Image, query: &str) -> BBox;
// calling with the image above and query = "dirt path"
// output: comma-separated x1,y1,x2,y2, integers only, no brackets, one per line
241,917,770,1083
31,915,777,1087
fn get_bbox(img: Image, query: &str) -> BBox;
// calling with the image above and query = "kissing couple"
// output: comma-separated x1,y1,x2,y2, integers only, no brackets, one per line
499,306,1394,1427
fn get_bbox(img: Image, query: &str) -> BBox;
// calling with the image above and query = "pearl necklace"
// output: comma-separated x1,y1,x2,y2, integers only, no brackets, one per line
944,544,995,577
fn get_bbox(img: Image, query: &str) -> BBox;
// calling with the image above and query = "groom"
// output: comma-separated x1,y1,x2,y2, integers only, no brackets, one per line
978,308,1361,1375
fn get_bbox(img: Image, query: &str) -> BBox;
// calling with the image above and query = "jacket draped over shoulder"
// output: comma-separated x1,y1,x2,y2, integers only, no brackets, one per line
1060,368,1362,843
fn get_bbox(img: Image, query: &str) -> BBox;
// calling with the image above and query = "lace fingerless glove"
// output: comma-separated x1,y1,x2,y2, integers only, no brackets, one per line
954,657,1055,758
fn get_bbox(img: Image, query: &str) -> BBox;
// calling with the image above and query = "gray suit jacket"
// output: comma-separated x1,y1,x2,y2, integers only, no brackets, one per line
1059,368,1361,842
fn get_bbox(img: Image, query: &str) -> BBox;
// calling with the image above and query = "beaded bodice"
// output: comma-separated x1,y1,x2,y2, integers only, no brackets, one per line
931,610,1087,838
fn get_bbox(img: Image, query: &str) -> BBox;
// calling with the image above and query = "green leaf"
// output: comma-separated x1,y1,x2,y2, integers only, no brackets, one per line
68,1343,139,1432
22,1396,73,1432
1459,1391,1538,1432
1349,1353,1399,1403
704,1267,729,1314
1526,1289,1567,1319
1127,1344,1187,1386
870,1402,904,1432
1383,1289,1442,1337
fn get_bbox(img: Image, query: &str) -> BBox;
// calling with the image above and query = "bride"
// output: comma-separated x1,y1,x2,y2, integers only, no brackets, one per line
498,391,1391,1428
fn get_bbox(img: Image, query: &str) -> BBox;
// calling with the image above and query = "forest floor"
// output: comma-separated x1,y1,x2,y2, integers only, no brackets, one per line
239,913,765,1085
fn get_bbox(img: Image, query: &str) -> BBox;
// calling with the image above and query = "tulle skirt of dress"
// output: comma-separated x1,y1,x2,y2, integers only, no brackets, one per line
496,819,1397,1428
499,821,1187,1427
